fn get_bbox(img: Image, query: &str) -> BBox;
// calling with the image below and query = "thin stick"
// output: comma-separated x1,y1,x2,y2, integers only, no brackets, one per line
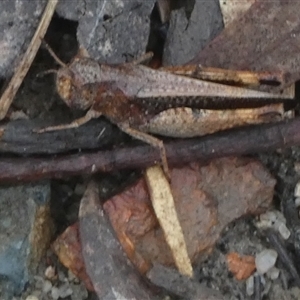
0,0,58,120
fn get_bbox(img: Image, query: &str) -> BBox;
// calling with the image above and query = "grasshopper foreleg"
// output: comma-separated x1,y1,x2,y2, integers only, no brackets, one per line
36,109,102,133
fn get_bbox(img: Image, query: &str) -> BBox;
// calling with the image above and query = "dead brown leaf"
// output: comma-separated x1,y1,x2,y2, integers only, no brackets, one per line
145,166,193,277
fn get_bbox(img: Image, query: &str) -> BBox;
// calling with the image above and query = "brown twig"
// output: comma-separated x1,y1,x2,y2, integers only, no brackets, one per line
0,117,300,183
0,0,58,120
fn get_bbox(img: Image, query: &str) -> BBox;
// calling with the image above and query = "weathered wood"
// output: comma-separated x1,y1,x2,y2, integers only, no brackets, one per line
0,117,299,183
0,118,123,154
79,180,162,300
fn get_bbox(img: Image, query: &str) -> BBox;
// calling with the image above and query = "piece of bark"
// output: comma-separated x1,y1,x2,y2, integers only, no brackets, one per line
0,118,123,154
79,180,162,300
190,0,300,91
0,117,300,183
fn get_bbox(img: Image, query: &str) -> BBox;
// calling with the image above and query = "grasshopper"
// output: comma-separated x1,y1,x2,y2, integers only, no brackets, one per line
38,46,289,178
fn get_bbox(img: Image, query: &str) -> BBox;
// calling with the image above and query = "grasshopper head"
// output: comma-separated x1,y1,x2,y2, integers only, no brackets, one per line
42,43,97,110
43,43,99,110
56,66,95,111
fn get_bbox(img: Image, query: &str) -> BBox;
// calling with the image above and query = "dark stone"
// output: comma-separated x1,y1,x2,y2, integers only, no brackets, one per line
0,0,47,78
163,0,223,66
57,0,156,63
0,182,53,298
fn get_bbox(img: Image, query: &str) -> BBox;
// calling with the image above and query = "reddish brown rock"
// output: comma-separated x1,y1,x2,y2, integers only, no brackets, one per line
52,223,94,292
104,157,276,272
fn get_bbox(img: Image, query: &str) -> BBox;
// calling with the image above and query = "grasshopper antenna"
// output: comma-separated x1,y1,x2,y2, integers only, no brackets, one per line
36,69,58,78
42,40,67,68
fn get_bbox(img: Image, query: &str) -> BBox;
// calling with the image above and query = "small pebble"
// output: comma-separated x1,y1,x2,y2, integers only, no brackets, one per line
262,281,272,297
58,283,73,298
295,197,300,207
57,270,67,282
32,291,42,298
295,181,300,198
257,211,286,228
256,210,290,239
255,249,278,274
25,296,39,300
246,276,254,296
9,110,29,120
294,162,300,174
260,274,266,286
266,267,280,280
42,280,52,294
258,211,277,227
70,282,89,300
68,269,79,283
51,286,60,300
277,222,290,240
74,183,86,196
45,265,56,280
34,276,44,290
260,210,286,223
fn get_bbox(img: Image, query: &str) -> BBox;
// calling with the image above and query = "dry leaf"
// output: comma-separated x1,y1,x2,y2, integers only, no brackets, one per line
145,166,193,277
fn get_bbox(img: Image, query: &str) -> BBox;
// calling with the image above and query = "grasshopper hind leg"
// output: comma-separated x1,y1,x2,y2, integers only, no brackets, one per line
118,123,170,180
